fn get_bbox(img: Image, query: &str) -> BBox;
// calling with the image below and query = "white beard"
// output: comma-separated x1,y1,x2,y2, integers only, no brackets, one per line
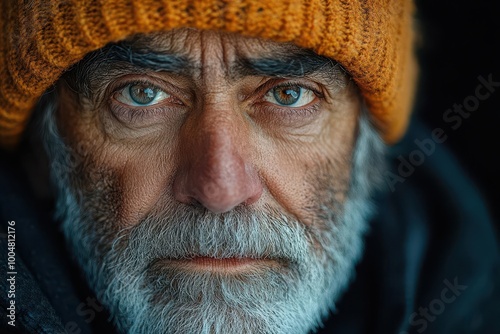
41,99,385,334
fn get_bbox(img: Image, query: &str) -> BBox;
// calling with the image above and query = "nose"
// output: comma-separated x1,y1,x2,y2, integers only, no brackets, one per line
173,113,263,214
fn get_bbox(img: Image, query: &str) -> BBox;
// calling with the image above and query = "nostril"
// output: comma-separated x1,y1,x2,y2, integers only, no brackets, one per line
190,198,204,208
244,185,263,206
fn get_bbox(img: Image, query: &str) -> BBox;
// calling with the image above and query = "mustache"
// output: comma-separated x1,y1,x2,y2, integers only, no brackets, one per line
106,203,317,270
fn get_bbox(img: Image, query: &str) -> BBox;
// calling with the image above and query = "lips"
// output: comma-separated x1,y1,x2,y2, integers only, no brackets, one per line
163,256,277,272
189,256,257,266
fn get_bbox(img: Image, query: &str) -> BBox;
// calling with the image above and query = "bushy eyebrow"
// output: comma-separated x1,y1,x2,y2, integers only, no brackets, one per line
235,50,340,78
104,44,190,74
233,51,346,87
62,41,348,102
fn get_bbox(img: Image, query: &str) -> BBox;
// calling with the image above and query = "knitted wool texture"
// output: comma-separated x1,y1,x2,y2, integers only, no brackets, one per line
0,0,416,147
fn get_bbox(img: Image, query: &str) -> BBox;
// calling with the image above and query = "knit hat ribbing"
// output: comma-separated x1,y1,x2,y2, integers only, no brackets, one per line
0,0,416,148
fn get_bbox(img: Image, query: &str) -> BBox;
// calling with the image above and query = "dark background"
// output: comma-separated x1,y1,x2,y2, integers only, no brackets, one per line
416,0,499,234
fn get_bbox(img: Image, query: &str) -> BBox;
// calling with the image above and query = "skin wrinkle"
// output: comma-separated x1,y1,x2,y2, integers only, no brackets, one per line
199,30,228,83
39,28,386,334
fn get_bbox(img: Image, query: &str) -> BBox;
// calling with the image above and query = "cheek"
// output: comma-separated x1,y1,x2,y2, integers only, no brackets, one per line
67,154,124,230
255,114,357,225
102,141,180,227
117,147,177,225
65,133,179,228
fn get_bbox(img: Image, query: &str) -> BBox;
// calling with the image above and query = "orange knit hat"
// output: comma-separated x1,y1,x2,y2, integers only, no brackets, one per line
0,0,417,148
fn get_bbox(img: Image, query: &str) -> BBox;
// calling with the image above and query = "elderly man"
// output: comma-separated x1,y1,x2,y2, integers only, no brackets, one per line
0,1,499,334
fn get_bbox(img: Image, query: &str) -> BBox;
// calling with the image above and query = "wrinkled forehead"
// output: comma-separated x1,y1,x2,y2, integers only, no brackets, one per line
64,28,350,99
124,28,304,58
125,29,346,80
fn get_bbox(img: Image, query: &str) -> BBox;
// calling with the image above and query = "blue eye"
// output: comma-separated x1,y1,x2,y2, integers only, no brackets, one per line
272,86,301,105
265,85,316,107
129,84,158,105
116,82,171,107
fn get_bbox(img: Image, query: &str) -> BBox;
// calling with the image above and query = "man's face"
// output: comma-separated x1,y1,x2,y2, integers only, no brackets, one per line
44,29,383,333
